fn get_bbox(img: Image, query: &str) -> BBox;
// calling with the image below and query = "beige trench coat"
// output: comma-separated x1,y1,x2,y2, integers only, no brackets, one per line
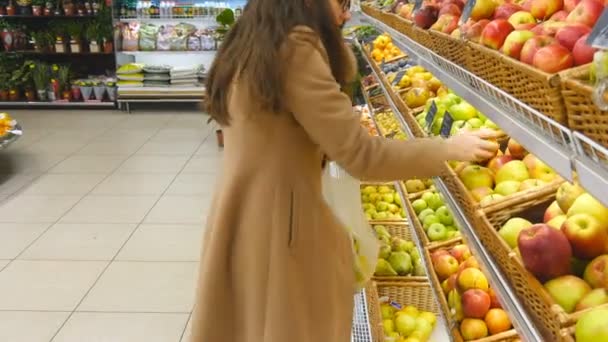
189,26,451,342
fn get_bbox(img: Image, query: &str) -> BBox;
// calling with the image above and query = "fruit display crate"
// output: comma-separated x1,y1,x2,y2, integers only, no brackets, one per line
402,187,462,248
428,30,469,66
440,164,563,228
560,64,608,150
366,281,447,342
369,222,428,283
465,42,567,125
475,195,608,342
421,238,520,342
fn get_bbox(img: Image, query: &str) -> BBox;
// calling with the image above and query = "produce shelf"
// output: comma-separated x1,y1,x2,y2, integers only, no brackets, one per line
117,50,215,56
356,11,608,210
359,41,544,342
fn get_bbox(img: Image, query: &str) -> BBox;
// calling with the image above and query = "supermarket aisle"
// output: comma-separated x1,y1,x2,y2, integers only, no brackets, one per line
0,109,220,342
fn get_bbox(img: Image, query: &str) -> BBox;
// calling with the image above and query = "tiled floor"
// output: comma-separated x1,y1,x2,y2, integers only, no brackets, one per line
0,109,220,341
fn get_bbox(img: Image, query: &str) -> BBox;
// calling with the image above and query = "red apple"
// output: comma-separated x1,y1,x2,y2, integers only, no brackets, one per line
481,19,515,49
502,30,536,59
531,20,569,36
414,5,440,29
544,275,592,313
584,255,608,289
530,0,564,20
434,254,460,280
431,14,460,34
555,24,591,51
573,33,598,66
439,3,462,16
488,155,515,174
431,249,451,264
450,244,472,263
463,289,492,318
507,10,537,27
562,214,608,259
506,138,529,159
533,44,574,73
564,0,581,12
464,19,492,42
550,10,569,21
444,0,466,10
488,288,502,309
566,0,603,27
544,201,565,223
518,223,572,281
494,3,524,19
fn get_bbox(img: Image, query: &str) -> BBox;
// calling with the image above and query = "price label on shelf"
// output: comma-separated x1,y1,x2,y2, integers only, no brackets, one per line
392,70,407,86
440,111,455,138
459,0,477,25
586,8,608,49
425,101,438,131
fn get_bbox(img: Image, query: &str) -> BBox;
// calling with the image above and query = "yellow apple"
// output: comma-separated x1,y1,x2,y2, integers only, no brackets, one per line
567,193,608,224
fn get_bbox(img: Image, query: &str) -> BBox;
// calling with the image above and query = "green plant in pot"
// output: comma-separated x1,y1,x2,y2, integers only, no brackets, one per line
85,20,101,52
66,22,81,53
0,73,9,101
57,65,71,100
32,62,49,101
79,79,92,100
214,8,235,47
32,0,44,15
44,0,54,15
31,31,52,52
16,0,32,15
105,79,116,101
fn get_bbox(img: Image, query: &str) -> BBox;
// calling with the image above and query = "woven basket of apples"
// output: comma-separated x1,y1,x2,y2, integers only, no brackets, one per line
423,238,520,341
442,136,563,226
559,304,608,342
474,180,608,341
367,281,442,342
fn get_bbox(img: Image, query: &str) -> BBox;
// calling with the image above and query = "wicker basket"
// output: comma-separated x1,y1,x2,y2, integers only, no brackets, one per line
422,239,520,342
475,200,608,341
440,163,563,227
466,42,567,125
369,222,428,282
361,4,385,22
429,30,469,66
560,63,608,149
366,281,440,342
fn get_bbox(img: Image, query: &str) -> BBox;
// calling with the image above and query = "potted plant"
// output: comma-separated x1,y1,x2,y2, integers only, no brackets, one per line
66,22,81,53
0,20,14,51
85,21,101,52
98,5,113,52
70,79,81,100
0,73,9,101
105,80,116,101
32,0,44,15
44,0,53,15
57,65,71,100
32,62,49,101
31,31,51,52
79,79,92,100
5,0,15,15
16,0,32,15
92,79,105,100
214,8,235,47
62,0,73,15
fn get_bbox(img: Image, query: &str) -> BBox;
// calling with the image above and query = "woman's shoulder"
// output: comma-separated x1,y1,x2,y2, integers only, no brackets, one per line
284,25,329,63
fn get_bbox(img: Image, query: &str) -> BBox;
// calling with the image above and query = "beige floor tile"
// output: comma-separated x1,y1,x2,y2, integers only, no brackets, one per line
117,225,202,262
136,140,201,156
0,260,107,311
180,316,193,342
21,174,106,196
61,196,159,224
50,155,128,174
92,173,175,195
78,261,197,313
0,311,69,342
145,196,209,224
166,173,217,196
194,141,223,156
0,152,67,174
117,156,190,174
77,140,145,156
23,139,88,155
0,260,9,269
152,128,208,142
94,129,158,143
181,155,221,174
54,312,189,342
0,195,81,223
0,223,51,259
20,224,137,261
0,173,37,196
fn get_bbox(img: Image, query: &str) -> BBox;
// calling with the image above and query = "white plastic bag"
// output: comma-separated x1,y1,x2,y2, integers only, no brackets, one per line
322,162,379,291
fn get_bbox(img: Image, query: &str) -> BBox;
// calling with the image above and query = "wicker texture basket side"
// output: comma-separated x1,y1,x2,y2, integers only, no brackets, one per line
561,64,608,149
429,30,469,65
410,25,435,49
466,42,567,124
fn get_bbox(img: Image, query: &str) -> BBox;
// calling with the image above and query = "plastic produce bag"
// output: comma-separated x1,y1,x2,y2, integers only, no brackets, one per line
322,162,379,292
138,23,159,51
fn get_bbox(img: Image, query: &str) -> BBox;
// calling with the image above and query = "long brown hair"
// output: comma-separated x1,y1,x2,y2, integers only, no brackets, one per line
205,0,350,125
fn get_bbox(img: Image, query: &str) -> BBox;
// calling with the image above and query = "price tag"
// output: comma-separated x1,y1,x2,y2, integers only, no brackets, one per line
459,0,477,25
440,111,455,138
425,101,438,131
586,8,608,49
413,0,423,13
392,70,407,86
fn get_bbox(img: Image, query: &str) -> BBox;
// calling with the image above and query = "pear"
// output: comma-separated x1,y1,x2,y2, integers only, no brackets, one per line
378,244,392,260
413,259,426,276
375,259,398,276
389,251,413,275
374,225,391,240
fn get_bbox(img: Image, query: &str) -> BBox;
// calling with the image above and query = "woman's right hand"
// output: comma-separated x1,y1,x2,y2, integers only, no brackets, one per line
446,129,500,162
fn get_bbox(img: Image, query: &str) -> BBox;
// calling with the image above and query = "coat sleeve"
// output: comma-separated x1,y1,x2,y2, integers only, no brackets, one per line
284,33,452,182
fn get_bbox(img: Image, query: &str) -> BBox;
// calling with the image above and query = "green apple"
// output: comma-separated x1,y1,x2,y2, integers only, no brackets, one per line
494,180,522,196
477,112,488,122
459,165,494,190
567,193,608,224
427,223,448,241
450,120,467,136
427,193,444,210
418,208,435,222
483,119,499,130
575,307,608,342
449,101,477,121
495,160,530,184
466,118,484,129
436,206,454,225
498,217,532,248
423,215,440,230
421,192,434,203
446,230,457,239
411,199,428,214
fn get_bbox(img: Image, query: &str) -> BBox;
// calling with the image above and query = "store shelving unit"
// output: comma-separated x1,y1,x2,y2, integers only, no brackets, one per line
356,11,608,210
357,42,544,342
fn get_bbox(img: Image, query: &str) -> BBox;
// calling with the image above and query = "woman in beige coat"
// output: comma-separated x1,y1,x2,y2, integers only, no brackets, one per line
190,0,498,341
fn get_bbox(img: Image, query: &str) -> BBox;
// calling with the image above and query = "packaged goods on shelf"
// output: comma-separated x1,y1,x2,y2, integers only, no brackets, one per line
119,20,217,52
